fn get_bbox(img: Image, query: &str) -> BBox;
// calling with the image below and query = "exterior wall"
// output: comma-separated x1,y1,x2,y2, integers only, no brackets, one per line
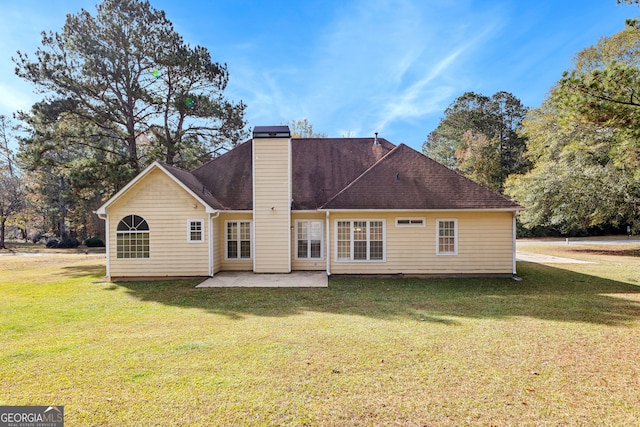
212,214,222,274
327,211,514,275
253,137,291,273
107,168,209,278
291,212,326,271
217,212,253,271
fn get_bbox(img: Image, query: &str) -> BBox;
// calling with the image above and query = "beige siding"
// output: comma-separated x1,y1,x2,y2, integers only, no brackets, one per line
291,212,326,271
217,212,253,271
107,168,209,278
212,215,222,274
253,137,291,273
328,211,514,275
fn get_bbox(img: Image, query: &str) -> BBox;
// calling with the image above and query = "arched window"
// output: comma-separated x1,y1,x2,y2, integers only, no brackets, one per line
116,215,149,259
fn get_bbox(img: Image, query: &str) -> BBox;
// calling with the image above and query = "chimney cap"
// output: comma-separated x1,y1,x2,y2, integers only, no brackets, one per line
253,125,291,138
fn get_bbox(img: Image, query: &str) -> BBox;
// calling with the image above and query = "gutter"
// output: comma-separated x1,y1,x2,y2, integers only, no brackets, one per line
512,212,517,276
209,211,220,277
325,210,331,276
94,212,110,278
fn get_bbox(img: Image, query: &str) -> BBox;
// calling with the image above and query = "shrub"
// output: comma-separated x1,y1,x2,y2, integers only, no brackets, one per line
46,237,80,249
84,237,105,247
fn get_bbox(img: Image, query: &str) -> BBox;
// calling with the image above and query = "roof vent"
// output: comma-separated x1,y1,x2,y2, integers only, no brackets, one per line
373,132,380,146
372,132,383,161
253,125,291,138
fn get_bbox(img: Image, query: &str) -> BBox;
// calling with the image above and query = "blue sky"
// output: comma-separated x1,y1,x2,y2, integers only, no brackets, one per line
0,0,637,151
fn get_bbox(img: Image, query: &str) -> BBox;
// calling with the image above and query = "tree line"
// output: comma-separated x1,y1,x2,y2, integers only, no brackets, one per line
424,5,640,236
1,0,639,248
1,0,247,248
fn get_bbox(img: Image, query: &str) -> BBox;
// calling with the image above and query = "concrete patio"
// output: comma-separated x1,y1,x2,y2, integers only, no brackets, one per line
196,271,329,288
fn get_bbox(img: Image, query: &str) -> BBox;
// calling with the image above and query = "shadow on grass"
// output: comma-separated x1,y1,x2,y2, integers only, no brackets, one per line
111,262,640,326
61,258,107,279
569,248,640,257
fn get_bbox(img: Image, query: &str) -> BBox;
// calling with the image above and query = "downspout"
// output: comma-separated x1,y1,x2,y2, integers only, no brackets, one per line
97,213,110,278
512,212,517,276
251,137,256,273
209,211,220,277
325,211,331,276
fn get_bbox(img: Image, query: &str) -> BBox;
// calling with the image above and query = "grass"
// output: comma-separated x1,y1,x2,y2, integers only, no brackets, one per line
1,245,639,426
0,241,106,254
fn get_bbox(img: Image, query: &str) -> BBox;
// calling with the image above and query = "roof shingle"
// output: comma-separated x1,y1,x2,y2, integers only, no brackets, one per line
291,138,395,210
321,144,520,210
165,136,521,212
191,140,253,210
159,163,225,210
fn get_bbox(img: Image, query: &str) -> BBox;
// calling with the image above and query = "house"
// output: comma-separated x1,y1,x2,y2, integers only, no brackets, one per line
96,125,522,280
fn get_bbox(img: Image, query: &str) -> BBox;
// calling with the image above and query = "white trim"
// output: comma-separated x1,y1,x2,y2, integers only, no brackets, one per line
208,211,220,276
334,219,386,262
105,215,110,277
318,208,522,213
251,139,256,272
115,215,150,259
95,162,218,215
294,219,324,260
288,136,292,273
186,219,205,243
325,211,331,275
224,220,253,261
395,217,426,227
208,214,213,276
512,212,517,275
115,230,150,259
436,218,458,256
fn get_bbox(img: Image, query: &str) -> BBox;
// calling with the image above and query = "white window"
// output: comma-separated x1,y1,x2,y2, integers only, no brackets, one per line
295,220,323,260
395,217,425,227
226,221,251,259
187,219,204,242
436,219,458,255
116,214,149,259
335,220,385,261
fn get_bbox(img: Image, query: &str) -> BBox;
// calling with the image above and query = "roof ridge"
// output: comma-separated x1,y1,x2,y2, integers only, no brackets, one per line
320,143,402,209
157,161,187,172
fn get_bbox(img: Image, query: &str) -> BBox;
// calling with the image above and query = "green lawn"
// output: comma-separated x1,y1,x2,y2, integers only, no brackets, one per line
0,241,106,254
1,245,639,426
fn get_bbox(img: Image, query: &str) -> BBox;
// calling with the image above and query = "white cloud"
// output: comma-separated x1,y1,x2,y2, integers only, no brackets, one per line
196,0,506,140
276,0,504,138
374,21,500,132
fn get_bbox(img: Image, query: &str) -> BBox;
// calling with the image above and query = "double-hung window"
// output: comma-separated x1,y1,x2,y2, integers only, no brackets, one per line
187,219,204,242
436,219,458,255
226,221,251,259
296,220,323,259
336,220,385,261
